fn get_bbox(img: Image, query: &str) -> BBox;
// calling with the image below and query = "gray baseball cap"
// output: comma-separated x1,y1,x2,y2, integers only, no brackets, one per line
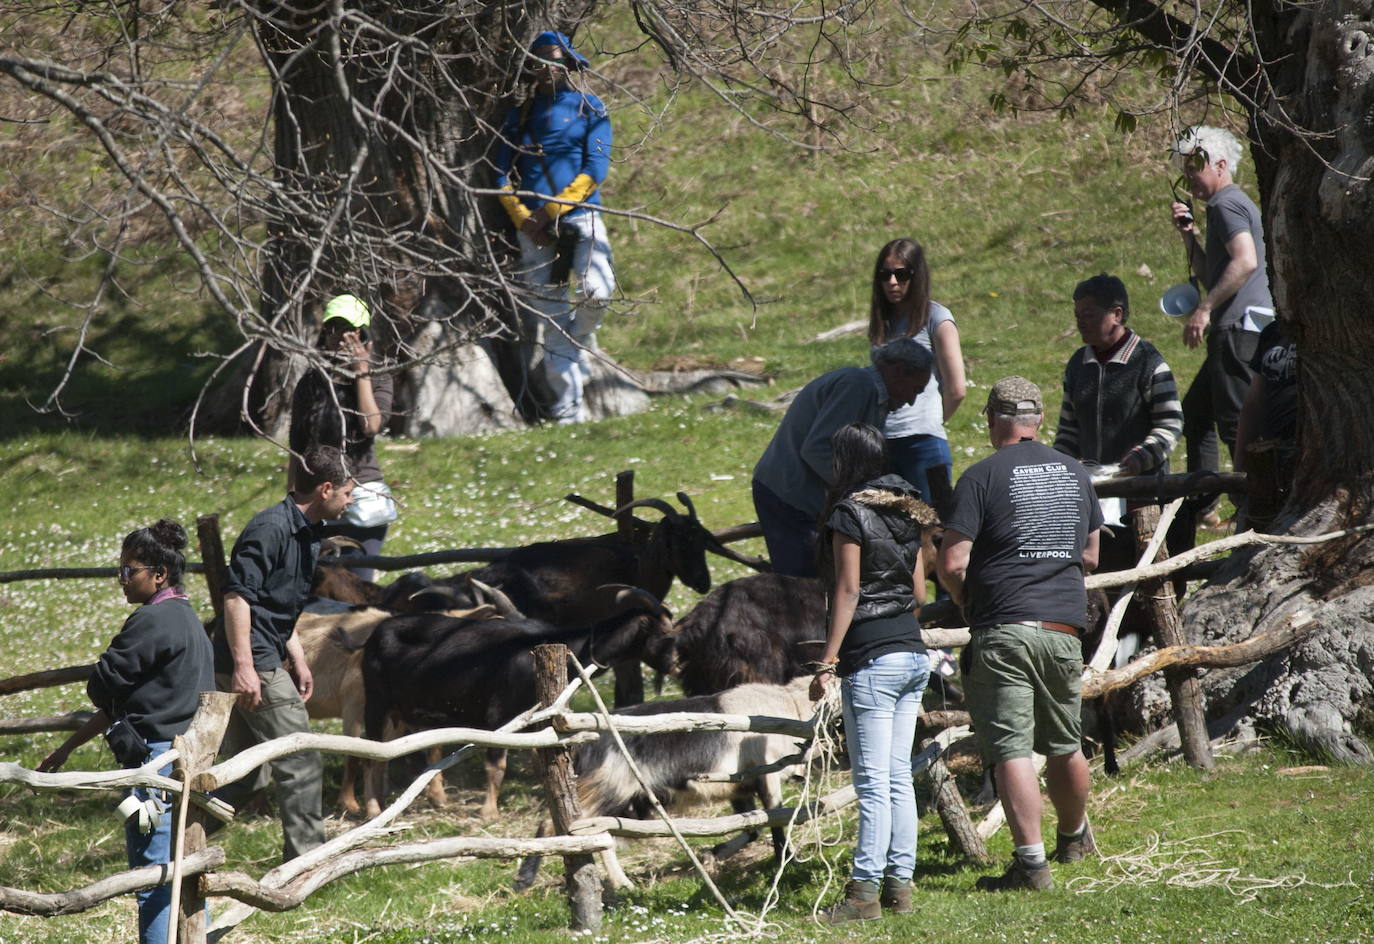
984,376,1043,416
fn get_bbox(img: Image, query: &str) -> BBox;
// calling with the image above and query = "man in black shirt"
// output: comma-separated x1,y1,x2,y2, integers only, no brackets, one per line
214,445,355,862
938,377,1102,891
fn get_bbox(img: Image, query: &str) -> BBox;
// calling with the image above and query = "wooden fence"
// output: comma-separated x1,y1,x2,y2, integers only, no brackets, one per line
2,468,1354,941
0,651,986,942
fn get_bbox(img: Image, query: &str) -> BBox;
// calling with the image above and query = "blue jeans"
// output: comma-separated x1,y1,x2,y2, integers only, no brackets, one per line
750,478,818,577
887,434,952,506
840,650,932,884
126,740,174,944
517,211,616,423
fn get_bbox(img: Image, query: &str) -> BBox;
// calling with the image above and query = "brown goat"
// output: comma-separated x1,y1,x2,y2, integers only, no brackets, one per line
296,602,497,814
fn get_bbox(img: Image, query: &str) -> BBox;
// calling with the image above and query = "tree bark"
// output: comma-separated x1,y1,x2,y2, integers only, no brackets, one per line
923,744,990,864
196,514,230,626
199,834,615,912
0,849,226,917
173,692,238,944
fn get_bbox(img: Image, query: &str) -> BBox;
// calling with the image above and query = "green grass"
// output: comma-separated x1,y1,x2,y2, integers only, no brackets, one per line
0,4,1316,942
0,425,1366,943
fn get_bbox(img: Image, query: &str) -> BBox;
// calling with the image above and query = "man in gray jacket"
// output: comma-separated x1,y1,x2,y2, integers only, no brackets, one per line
752,338,932,577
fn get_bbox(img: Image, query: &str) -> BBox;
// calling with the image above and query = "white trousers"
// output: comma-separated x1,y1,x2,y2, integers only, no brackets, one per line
516,211,616,423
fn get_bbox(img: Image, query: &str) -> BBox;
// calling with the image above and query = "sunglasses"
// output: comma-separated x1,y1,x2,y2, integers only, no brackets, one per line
878,267,913,284
118,565,156,583
1172,147,1211,174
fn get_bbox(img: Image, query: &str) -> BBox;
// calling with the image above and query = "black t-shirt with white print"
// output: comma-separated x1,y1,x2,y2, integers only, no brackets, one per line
944,439,1103,630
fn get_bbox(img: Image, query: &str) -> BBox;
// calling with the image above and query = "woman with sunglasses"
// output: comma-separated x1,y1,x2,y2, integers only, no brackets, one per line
867,238,967,507
38,518,214,944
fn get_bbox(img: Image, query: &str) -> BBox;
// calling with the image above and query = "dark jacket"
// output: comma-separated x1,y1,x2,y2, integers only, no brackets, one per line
88,596,214,744
1054,331,1182,473
215,497,318,674
822,474,936,623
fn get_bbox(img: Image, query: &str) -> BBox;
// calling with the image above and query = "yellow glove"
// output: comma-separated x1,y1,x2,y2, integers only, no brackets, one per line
498,185,532,227
544,174,599,220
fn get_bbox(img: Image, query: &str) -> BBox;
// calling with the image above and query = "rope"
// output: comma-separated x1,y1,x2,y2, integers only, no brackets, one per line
567,653,754,932
1065,829,1359,904
756,683,847,924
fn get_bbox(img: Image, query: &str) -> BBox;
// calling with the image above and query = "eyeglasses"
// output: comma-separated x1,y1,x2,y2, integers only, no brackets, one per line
118,565,154,583
878,267,913,284
1172,147,1210,175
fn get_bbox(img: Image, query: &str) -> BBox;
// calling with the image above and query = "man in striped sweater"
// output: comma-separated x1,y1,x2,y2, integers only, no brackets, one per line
1054,274,1183,572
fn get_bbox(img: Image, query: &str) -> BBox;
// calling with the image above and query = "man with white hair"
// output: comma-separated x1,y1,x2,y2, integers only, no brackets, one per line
1169,125,1273,479
938,377,1102,891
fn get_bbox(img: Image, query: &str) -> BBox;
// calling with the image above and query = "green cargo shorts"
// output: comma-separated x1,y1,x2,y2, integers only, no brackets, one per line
962,622,1083,764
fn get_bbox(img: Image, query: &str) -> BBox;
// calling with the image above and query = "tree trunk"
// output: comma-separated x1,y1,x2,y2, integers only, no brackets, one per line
1129,2,1374,762
197,3,616,434
1100,1,1374,763
1251,2,1374,510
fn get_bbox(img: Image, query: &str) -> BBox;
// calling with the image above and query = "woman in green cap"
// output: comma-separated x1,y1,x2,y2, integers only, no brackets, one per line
289,293,395,580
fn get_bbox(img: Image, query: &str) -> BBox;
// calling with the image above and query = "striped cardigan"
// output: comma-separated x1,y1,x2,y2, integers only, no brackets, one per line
1053,331,1182,473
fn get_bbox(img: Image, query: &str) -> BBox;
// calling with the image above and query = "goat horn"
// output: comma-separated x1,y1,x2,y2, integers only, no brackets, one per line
613,497,678,518
319,535,366,557
603,584,669,618
674,491,699,520
408,585,464,605
467,577,524,619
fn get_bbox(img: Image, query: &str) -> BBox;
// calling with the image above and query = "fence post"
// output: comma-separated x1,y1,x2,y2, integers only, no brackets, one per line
171,691,237,944
532,644,602,933
611,471,645,708
922,741,990,863
1130,504,1214,769
195,515,230,626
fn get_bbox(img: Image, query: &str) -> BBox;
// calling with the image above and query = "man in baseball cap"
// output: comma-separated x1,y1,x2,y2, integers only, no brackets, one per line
982,375,1044,417
939,375,1104,891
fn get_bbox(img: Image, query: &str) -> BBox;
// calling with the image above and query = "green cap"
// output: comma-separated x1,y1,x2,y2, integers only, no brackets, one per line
322,294,370,328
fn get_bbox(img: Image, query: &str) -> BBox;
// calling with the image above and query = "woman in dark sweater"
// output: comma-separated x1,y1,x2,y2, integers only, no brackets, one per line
39,519,214,944
810,424,937,923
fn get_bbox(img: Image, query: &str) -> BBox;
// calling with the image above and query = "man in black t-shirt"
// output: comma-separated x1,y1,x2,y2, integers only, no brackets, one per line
938,377,1103,892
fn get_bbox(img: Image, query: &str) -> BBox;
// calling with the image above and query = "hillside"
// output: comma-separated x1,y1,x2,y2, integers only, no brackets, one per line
0,4,1206,437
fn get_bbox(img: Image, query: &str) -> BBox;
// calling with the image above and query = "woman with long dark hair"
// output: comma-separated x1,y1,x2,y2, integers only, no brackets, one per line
290,293,395,580
868,238,967,505
809,424,936,923
39,519,214,944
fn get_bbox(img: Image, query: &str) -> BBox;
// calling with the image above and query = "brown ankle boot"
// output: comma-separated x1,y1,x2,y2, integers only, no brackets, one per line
880,876,913,913
1052,821,1098,863
825,880,881,923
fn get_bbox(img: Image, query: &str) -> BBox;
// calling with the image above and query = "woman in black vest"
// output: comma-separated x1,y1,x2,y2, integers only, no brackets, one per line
810,423,936,923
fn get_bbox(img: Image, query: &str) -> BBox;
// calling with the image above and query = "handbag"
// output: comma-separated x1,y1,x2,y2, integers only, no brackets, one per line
342,480,399,528
104,718,151,769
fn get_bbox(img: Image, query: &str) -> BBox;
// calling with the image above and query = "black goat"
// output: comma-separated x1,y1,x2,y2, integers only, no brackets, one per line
412,493,724,706
359,587,673,819
649,573,829,696
457,493,722,624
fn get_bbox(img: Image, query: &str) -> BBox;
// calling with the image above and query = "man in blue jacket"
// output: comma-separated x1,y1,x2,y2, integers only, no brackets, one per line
752,339,932,577
496,30,615,424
